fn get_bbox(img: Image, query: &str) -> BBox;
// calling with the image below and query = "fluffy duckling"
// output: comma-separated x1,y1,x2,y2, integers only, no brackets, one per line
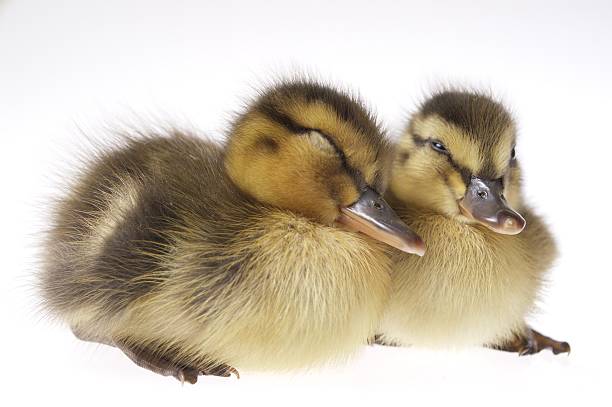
376,89,569,355
40,80,424,383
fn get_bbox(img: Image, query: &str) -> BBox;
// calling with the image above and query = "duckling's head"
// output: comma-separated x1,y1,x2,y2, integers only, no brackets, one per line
390,89,525,235
225,80,424,255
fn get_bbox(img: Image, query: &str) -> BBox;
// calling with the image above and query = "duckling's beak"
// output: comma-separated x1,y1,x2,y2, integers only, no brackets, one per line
336,187,426,256
458,177,526,235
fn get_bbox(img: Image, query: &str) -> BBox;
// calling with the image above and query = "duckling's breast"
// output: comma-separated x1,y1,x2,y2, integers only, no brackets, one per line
380,211,551,347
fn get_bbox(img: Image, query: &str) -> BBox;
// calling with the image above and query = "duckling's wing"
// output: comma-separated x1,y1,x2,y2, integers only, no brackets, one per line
40,132,241,320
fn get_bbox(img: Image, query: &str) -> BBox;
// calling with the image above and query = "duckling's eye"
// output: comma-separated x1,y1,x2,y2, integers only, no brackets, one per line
430,140,449,155
511,147,516,160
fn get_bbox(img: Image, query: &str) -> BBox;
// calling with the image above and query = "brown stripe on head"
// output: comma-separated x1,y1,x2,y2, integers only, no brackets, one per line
253,80,393,192
224,80,396,226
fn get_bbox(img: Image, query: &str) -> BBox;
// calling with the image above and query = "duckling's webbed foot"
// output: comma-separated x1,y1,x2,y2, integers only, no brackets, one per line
114,339,239,383
492,327,570,356
115,339,199,383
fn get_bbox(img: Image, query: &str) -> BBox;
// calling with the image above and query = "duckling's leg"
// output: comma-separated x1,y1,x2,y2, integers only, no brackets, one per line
491,327,570,356
369,334,403,347
114,339,239,384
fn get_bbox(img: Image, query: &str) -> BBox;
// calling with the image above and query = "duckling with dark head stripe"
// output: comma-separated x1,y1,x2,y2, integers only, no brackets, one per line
39,80,424,383
376,89,569,355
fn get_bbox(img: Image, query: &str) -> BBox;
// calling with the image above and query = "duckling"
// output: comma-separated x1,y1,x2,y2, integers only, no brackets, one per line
39,80,424,383
376,89,569,355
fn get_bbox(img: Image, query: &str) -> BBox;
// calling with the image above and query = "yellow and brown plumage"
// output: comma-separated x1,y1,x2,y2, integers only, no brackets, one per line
39,80,423,383
377,89,570,354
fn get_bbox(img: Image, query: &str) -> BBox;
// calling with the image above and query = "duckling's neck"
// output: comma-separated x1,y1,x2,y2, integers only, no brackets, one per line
385,190,446,219
385,190,492,235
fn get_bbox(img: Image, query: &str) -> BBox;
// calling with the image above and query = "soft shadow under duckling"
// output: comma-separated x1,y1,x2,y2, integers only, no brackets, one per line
40,80,424,383
376,89,569,355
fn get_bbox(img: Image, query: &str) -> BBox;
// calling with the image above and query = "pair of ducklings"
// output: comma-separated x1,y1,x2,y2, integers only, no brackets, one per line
40,80,568,384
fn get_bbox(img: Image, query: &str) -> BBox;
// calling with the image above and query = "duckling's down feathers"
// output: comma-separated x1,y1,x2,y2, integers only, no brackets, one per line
40,131,392,371
378,198,556,347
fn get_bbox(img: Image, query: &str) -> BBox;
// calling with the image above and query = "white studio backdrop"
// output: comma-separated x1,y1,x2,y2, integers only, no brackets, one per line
0,0,610,405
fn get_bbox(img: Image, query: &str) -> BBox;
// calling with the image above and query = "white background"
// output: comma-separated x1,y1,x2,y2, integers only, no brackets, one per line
1,0,610,405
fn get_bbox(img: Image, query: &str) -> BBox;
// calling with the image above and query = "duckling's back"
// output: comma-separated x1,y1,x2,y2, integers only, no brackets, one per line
40,131,391,372
40,133,231,323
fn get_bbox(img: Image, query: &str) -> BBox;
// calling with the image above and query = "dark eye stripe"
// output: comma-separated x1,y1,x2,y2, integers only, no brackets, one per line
259,104,376,193
412,132,471,185
257,102,347,165
308,130,372,192
430,140,449,154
